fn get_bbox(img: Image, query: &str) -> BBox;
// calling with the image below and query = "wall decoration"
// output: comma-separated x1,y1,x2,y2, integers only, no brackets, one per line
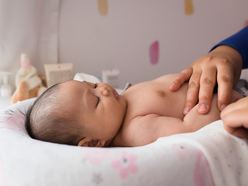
185,0,194,15
149,41,159,65
98,0,108,16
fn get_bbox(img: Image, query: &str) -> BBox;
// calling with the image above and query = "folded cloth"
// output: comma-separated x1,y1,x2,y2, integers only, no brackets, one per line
120,83,132,94
74,73,101,84
236,79,248,97
73,73,131,94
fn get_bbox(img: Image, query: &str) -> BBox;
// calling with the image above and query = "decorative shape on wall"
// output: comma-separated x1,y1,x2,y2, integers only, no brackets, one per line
185,0,194,15
245,20,248,27
149,41,159,65
98,0,108,16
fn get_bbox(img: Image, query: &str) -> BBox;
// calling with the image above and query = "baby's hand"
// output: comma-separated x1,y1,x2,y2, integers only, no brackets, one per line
221,96,248,138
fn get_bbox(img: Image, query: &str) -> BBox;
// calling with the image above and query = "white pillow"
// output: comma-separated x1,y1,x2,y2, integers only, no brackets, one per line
1,98,247,186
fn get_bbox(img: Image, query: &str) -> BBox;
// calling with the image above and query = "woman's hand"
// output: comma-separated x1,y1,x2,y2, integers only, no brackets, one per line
221,96,248,138
170,45,243,115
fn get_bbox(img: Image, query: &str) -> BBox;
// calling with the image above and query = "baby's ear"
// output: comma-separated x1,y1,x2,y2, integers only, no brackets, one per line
78,138,102,147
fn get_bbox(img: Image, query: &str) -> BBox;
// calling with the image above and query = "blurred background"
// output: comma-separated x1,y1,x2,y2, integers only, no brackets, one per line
0,0,248,90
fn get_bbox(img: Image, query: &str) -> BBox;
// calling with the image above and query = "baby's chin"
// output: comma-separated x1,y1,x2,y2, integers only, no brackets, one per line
119,95,128,112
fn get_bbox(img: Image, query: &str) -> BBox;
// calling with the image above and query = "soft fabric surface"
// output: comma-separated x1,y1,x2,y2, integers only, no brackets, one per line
0,98,247,186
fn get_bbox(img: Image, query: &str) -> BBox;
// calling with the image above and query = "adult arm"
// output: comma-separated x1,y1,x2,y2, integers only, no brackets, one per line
211,26,248,69
170,27,248,115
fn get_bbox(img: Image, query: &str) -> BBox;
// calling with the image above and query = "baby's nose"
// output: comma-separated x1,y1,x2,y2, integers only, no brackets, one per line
101,86,109,96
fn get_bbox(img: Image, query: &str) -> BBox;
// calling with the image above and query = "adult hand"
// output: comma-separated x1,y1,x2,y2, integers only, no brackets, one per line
170,45,243,115
221,96,248,138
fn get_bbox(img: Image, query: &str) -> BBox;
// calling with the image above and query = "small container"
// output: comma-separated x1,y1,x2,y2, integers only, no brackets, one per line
102,69,119,88
0,72,12,97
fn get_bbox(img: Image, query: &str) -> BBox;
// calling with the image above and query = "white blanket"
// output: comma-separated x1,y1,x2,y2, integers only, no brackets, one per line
172,121,248,185
0,97,248,185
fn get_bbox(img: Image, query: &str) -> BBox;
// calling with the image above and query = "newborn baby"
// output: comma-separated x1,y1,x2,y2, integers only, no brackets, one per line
25,74,243,147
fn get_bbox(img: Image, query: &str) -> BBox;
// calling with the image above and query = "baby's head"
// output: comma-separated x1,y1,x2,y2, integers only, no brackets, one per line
25,80,127,147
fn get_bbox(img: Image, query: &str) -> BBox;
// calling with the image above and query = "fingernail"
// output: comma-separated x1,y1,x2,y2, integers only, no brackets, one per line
199,104,207,112
220,104,226,111
184,107,190,114
170,83,176,90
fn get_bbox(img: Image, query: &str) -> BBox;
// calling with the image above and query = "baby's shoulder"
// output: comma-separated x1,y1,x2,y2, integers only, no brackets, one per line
153,73,180,83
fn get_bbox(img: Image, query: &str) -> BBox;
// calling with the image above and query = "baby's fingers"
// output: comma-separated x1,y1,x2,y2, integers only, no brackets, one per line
170,67,193,91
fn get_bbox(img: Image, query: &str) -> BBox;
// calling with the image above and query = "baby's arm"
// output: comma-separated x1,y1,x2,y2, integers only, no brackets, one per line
124,115,189,146
183,95,220,131
125,95,220,147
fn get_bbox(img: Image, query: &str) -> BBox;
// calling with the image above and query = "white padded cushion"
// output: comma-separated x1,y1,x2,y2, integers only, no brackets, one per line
1,98,247,186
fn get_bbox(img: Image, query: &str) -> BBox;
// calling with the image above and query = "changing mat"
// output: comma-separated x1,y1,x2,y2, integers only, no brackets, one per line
0,98,248,186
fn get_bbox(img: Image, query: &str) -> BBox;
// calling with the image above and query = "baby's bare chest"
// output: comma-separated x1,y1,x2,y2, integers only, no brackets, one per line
122,81,188,122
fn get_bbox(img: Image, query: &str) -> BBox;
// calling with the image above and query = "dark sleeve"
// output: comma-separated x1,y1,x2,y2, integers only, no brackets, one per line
210,26,248,69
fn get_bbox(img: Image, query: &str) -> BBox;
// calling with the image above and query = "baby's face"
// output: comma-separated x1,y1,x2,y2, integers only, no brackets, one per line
60,80,127,147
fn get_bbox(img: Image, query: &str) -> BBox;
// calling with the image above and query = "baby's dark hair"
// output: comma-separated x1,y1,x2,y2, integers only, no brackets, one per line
25,82,82,146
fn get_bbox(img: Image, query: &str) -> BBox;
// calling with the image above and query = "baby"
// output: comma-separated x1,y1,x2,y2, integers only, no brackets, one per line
25,74,243,147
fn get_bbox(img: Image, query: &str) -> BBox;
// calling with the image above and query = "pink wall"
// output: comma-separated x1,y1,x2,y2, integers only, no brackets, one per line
58,0,248,87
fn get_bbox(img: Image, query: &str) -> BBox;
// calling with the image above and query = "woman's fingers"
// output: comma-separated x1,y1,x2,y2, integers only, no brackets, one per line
216,59,234,111
183,71,201,114
221,97,248,116
170,45,242,116
222,108,248,138
197,63,217,114
221,97,248,138
170,67,193,91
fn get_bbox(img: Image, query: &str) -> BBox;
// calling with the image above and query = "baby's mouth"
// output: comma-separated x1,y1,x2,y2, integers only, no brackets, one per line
113,90,119,100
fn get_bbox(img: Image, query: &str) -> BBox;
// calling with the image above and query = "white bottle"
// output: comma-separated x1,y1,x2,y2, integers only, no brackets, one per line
102,69,119,88
0,72,12,97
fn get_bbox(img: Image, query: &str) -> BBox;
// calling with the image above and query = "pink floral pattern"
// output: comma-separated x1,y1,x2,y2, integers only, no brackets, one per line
85,149,109,166
111,152,138,179
171,143,194,161
0,110,26,134
171,143,213,186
